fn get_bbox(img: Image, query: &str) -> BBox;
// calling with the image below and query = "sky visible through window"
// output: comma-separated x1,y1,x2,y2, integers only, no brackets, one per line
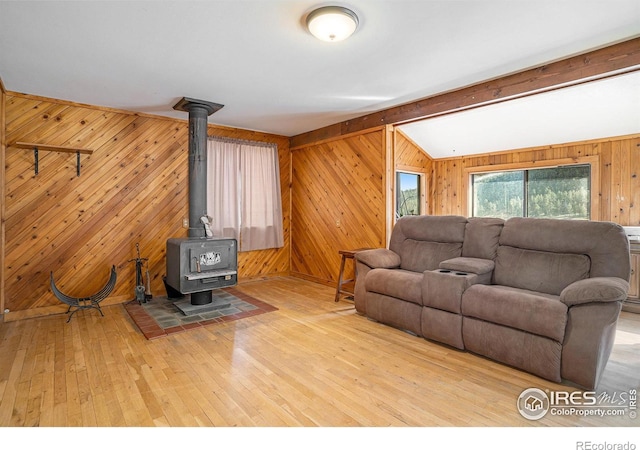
397,172,420,218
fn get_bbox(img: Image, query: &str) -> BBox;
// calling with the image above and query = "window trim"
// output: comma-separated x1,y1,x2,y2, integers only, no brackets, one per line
395,170,422,219
394,165,428,224
462,155,600,220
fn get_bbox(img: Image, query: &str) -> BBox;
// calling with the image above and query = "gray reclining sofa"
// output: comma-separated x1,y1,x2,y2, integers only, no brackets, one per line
354,215,630,389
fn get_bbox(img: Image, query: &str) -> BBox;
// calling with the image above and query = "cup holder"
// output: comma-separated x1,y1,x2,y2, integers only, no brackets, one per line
437,269,468,276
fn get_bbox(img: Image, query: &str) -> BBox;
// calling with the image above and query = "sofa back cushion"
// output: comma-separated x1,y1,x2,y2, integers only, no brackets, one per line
389,215,467,273
462,217,504,260
498,217,630,281
399,240,463,272
494,246,590,295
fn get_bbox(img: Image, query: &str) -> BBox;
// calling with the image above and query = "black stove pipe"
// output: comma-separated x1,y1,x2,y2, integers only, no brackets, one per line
172,97,224,304
173,97,223,238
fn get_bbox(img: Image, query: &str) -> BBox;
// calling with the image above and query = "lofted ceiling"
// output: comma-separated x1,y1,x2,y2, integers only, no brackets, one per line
399,70,640,158
0,0,639,157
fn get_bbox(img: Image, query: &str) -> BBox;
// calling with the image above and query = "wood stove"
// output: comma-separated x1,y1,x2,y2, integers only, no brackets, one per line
165,97,238,307
166,237,237,301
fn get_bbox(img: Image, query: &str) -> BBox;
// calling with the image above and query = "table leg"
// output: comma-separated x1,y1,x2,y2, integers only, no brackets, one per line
334,254,347,302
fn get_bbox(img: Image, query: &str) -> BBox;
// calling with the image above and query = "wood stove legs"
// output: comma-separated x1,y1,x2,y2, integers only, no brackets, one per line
191,290,213,305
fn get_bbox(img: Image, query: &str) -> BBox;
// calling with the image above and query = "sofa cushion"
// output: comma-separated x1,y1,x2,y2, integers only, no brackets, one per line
461,284,568,342
386,215,467,273
389,215,467,252
494,246,590,295
462,217,504,260
399,240,462,272
499,217,630,280
365,268,423,305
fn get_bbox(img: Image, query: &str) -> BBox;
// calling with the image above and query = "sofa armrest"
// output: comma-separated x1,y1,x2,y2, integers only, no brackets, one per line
560,277,629,307
355,248,401,269
439,257,494,275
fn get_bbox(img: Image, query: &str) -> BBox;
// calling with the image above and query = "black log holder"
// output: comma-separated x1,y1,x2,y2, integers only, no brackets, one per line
51,265,117,322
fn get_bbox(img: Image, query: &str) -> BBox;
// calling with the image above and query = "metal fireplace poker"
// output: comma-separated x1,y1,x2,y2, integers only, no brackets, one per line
165,97,238,312
127,243,152,304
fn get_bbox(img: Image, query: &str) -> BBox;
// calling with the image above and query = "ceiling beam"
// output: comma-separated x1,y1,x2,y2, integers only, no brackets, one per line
290,36,640,149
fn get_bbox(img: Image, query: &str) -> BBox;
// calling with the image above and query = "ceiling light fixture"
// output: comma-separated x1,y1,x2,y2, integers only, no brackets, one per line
306,6,359,42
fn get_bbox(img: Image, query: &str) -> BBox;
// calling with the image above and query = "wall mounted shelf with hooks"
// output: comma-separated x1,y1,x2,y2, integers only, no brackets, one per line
12,142,94,176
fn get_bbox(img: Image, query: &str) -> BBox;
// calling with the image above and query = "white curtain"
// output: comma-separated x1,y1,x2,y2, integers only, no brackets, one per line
206,137,284,252
207,139,240,241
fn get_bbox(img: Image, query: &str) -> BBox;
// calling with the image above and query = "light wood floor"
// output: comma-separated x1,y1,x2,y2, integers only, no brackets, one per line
0,277,638,427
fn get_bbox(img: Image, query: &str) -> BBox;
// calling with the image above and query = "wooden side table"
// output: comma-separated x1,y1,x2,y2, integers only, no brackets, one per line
334,248,370,302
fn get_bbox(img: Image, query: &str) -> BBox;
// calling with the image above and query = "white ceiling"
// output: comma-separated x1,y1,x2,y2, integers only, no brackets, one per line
399,70,640,158
1,0,639,155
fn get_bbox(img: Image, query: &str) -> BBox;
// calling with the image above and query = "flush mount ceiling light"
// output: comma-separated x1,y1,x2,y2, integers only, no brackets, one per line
306,6,359,42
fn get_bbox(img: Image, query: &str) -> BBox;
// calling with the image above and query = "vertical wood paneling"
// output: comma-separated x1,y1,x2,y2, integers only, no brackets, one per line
291,129,386,284
630,138,640,225
2,93,290,318
599,141,613,223
432,158,464,216
431,135,640,225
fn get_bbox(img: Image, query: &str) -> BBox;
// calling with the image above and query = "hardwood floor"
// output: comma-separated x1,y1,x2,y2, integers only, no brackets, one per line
0,277,638,429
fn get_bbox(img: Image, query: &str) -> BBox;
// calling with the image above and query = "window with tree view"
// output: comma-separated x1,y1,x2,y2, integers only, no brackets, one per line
396,172,421,218
471,164,590,220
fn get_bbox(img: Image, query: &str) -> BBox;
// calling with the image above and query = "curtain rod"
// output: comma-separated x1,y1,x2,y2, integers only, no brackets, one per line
208,135,277,149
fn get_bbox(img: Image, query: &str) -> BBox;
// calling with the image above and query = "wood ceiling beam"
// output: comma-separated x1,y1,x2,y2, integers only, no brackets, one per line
290,36,640,149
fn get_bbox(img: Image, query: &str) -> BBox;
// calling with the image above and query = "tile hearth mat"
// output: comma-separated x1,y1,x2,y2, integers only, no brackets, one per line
123,287,277,340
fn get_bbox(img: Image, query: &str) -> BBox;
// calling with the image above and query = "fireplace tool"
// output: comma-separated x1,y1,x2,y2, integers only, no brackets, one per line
127,243,151,304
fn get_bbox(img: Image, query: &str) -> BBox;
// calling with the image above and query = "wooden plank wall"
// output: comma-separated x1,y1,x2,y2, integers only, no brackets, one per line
2,92,290,319
430,134,640,225
290,129,639,287
395,129,432,170
290,129,387,285
3,93,636,319
394,129,433,215
0,79,6,318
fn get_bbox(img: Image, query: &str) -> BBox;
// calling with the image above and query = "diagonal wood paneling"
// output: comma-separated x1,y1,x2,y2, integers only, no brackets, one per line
394,129,432,215
291,129,386,284
3,93,290,318
395,129,432,171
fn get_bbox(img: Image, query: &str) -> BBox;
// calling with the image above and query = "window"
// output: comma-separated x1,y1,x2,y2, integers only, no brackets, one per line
206,137,284,252
471,164,591,219
396,171,421,219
